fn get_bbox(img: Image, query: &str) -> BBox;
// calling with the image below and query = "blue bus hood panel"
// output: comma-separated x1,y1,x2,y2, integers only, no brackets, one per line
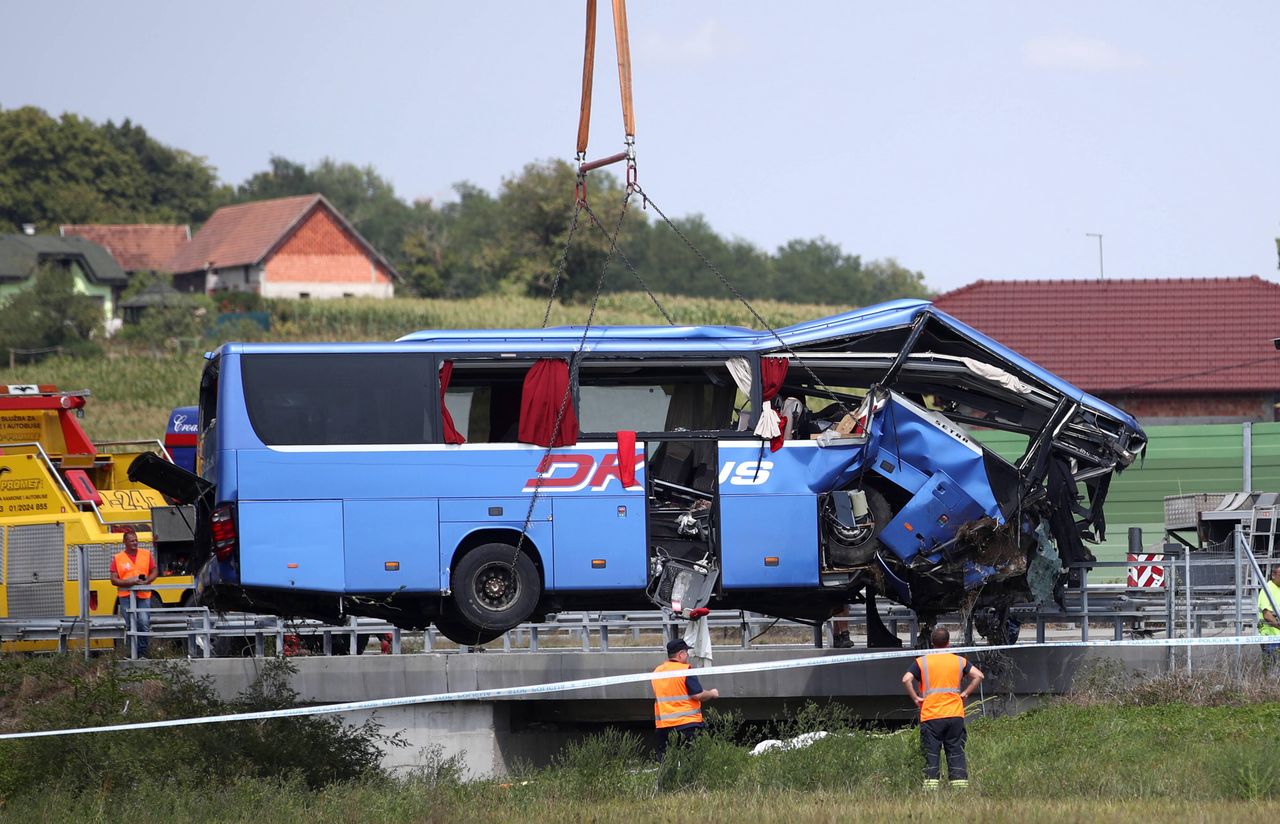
872,395,1002,520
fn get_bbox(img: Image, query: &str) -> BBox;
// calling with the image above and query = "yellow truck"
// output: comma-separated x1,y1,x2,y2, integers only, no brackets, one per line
0,384,193,649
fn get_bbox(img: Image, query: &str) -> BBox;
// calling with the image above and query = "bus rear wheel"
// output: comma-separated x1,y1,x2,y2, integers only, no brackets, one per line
433,612,505,646
451,543,540,634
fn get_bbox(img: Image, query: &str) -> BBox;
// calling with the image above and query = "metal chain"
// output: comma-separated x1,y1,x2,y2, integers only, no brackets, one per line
474,186,636,648
631,183,855,420
579,198,675,325
542,196,586,328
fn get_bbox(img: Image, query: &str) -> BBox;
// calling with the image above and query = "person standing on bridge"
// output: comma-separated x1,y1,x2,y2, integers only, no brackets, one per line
652,639,719,759
902,626,984,790
110,527,157,658
1259,564,1280,662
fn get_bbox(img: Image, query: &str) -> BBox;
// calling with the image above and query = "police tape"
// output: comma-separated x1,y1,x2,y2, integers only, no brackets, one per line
0,633,1274,742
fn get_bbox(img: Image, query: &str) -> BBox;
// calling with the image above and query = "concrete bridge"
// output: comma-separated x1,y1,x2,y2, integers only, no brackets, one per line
173,642,1235,778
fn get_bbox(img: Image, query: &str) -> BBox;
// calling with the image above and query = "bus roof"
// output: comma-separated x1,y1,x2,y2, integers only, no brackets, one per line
213,298,1138,430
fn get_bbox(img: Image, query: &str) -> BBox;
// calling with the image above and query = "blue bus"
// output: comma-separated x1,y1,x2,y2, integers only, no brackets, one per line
143,300,1145,645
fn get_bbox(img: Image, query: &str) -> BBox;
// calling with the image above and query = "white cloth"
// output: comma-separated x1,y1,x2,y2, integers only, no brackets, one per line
962,357,1033,395
683,615,713,666
750,731,831,756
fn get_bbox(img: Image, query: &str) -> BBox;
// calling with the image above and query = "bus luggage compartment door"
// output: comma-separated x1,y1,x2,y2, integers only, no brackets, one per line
239,501,345,591
343,500,439,592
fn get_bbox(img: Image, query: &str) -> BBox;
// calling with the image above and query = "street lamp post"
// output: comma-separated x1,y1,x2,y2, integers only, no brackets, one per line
1085,233,1104,280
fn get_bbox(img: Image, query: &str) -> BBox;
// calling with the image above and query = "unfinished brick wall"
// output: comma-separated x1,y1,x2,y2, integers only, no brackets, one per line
263,207,393,285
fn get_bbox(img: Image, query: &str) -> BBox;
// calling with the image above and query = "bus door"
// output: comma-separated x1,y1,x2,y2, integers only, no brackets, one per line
645,438,721,609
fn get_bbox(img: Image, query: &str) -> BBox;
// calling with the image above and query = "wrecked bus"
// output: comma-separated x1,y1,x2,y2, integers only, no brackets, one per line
154,299,1145,645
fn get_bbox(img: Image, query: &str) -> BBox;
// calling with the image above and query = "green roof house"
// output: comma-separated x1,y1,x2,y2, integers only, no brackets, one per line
0,233,128,327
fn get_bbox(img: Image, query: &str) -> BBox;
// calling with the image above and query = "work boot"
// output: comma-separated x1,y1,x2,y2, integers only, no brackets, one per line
922,778,940,791
833,631,854,648
951,779,970,789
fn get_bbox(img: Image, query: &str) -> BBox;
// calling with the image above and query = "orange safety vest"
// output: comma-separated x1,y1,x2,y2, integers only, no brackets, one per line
917,652,967,722
112,548,154,600
652,660,703,729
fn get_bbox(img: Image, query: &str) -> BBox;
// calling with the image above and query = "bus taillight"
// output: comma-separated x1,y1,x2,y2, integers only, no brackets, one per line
211,505,237,561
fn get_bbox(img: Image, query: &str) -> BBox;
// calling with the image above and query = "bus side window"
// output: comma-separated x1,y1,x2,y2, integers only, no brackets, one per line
577,359,741,436
441,362,530,444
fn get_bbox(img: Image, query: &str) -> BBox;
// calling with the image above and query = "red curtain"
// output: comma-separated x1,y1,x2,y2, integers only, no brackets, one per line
761,357,789,451
439,361,465,444
617,430,637,487
518,358,579,447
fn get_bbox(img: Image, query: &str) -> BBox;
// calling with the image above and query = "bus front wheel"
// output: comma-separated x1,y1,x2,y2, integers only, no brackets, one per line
451,543,541,634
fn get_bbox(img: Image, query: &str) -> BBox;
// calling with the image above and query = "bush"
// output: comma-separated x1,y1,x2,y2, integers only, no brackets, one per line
0,655,402,801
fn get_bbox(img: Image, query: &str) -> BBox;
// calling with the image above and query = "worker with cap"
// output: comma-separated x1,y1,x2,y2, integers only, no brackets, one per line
901,626,984,790
1259,564,1280,661
651,638,719,759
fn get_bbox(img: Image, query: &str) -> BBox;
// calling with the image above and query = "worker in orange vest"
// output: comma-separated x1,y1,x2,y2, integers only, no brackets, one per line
651,638,719,759
901,626,984,789
109,527,157,658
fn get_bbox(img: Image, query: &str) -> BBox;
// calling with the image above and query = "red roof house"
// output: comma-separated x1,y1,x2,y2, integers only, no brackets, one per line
59,224,191,274
165,194,398,299
933,277,1280,423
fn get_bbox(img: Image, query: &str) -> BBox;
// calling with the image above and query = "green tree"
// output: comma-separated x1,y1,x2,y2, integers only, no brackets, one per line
0,264,103,356
0,106,225,233
857,257,932,304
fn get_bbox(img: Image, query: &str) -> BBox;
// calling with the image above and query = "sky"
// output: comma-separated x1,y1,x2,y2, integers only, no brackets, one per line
2,2,1277,294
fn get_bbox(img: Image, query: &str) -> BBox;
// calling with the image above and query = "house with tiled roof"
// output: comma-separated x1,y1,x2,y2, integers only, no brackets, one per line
0,233,127,324
933,277,1280,424
165,194,398,299
59,224,191,275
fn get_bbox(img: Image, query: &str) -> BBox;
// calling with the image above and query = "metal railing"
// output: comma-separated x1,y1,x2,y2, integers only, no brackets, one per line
1,531,1272,660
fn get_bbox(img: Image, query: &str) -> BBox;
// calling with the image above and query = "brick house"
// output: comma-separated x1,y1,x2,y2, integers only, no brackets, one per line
165,194,398,299
59,224,191,276
933,277,1280,424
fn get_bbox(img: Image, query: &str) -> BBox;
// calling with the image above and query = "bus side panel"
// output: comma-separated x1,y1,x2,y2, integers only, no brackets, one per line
343,500,439,593
551,496,646,590
718,495,818,588
239,501,346,592
438,520,554,592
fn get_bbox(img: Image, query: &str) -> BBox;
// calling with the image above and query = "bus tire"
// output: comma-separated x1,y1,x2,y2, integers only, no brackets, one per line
451,543,541,634
434,612,505,646
827,486,892,566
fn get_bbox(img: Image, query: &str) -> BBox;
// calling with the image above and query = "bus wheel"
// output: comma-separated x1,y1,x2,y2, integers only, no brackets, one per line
451,543,540,634
434,613,505,646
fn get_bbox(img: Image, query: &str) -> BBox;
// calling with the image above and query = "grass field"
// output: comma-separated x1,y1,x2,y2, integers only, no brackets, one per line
0,293,844,442
3,656,1280,823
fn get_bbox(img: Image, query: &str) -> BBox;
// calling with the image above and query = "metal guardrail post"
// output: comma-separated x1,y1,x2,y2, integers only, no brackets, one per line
1184,547,1193,673
1080,566,1089,642
77,545,91,660
391,628,401,655
1166,546,1176,671
202,610,212,659
127,591,138,660
1234,526,1245,638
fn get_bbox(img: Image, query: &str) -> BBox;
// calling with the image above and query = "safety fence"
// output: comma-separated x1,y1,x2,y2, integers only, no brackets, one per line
1,527,1272,660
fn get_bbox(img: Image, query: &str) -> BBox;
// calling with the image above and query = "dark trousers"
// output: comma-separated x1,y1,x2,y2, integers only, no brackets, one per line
920,717,967,780
655,723,701,761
